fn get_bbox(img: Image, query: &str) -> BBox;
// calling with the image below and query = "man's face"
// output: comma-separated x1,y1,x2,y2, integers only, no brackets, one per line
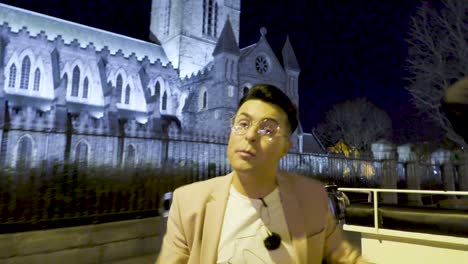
227,99,292,174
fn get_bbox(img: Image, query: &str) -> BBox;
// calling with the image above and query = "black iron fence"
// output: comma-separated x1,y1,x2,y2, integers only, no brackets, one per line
1,147,466,234
0,161,207,234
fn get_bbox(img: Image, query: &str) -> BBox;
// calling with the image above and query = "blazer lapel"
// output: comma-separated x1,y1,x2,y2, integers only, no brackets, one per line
277,173,308,263
200,173,233,263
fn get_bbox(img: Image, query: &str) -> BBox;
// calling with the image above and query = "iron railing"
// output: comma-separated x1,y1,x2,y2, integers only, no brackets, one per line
1,133,465,233
339,187,468,232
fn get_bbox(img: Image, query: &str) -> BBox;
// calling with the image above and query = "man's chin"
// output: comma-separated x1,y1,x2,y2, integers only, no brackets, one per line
231,163,257,173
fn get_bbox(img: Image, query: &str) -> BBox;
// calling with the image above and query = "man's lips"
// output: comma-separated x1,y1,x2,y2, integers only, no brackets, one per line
236,150,256,157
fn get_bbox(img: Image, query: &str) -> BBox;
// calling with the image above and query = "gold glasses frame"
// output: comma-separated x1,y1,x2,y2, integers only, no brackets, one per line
230,115,289,140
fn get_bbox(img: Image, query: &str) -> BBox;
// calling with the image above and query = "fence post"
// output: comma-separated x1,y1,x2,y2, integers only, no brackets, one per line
431,149,456,198
372,140,397,204
459,151,468,197
398,144,422,205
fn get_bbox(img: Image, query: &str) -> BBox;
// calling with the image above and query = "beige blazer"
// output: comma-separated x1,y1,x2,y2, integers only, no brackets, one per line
156,172,365,264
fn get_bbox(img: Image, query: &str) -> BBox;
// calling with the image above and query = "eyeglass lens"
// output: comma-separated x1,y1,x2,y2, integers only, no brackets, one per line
232,117,279,136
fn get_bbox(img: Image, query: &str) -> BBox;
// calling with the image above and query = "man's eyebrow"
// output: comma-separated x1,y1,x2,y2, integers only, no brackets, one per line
237,112,279,123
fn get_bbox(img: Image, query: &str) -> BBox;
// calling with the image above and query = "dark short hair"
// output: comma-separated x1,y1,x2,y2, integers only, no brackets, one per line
238,84,298,134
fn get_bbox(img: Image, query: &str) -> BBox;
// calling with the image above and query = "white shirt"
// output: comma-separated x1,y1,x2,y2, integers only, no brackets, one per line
217,186,296,264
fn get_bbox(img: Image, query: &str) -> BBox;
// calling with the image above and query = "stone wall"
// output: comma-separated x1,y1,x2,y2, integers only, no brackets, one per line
0,217,164,264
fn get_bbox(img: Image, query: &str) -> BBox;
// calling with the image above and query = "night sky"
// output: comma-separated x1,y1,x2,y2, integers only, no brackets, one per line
0,0,431,140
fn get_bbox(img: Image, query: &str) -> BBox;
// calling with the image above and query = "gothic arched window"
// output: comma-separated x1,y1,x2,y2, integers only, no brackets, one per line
202,91,207,109
125,85,131,104
116,74,123,102
8,64,16,88
63,74,68,89
83,77,89,98
243,86,249,96
207,0,213,36
71,66,80,96
155,81,161,98
16,136,33,168
203,0,217,37
20,57,31,89
164,0,171,35
214,2,218,37
203,0,207,34
33,68,41,91
74,142,88,167
124,144,136,167
162,91,167,110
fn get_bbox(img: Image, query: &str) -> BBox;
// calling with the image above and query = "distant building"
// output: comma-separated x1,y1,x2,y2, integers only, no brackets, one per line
0,0,314,169
301,131,327,154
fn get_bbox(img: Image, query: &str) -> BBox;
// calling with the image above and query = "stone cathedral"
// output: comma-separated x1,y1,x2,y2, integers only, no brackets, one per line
0,0,314,169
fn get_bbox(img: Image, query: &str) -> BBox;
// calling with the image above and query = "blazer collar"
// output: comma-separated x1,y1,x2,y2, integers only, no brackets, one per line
277,172,308,263
200,173,233,263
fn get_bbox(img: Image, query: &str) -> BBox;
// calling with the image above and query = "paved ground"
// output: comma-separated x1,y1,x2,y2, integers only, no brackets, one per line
343,230,362,251
104,231,361,264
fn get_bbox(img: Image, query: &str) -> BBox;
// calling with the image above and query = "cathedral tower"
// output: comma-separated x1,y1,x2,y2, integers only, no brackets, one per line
150,0,241,78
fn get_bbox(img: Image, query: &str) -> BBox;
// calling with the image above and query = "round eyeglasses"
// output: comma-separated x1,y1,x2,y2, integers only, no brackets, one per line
230,116,286,140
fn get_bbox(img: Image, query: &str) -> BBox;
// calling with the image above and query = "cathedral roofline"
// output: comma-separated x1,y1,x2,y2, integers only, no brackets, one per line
239,28,272,58
212,18,240,56
182,64,214,84
239,43,256,59
0,3,170,65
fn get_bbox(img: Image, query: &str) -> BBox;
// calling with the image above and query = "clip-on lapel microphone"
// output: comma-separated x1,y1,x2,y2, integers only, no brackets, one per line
259,198,282,250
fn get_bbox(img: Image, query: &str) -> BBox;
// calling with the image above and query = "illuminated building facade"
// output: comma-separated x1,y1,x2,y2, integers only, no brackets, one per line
0,1,307,168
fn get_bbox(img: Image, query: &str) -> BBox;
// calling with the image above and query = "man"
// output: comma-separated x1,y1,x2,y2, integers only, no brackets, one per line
157,84,367,263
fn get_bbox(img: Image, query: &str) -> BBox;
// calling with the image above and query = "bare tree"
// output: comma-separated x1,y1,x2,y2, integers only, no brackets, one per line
315,97,392,151
406,0,468,146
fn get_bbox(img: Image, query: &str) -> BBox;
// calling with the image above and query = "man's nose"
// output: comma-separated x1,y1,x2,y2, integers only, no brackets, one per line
244,125,259,142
